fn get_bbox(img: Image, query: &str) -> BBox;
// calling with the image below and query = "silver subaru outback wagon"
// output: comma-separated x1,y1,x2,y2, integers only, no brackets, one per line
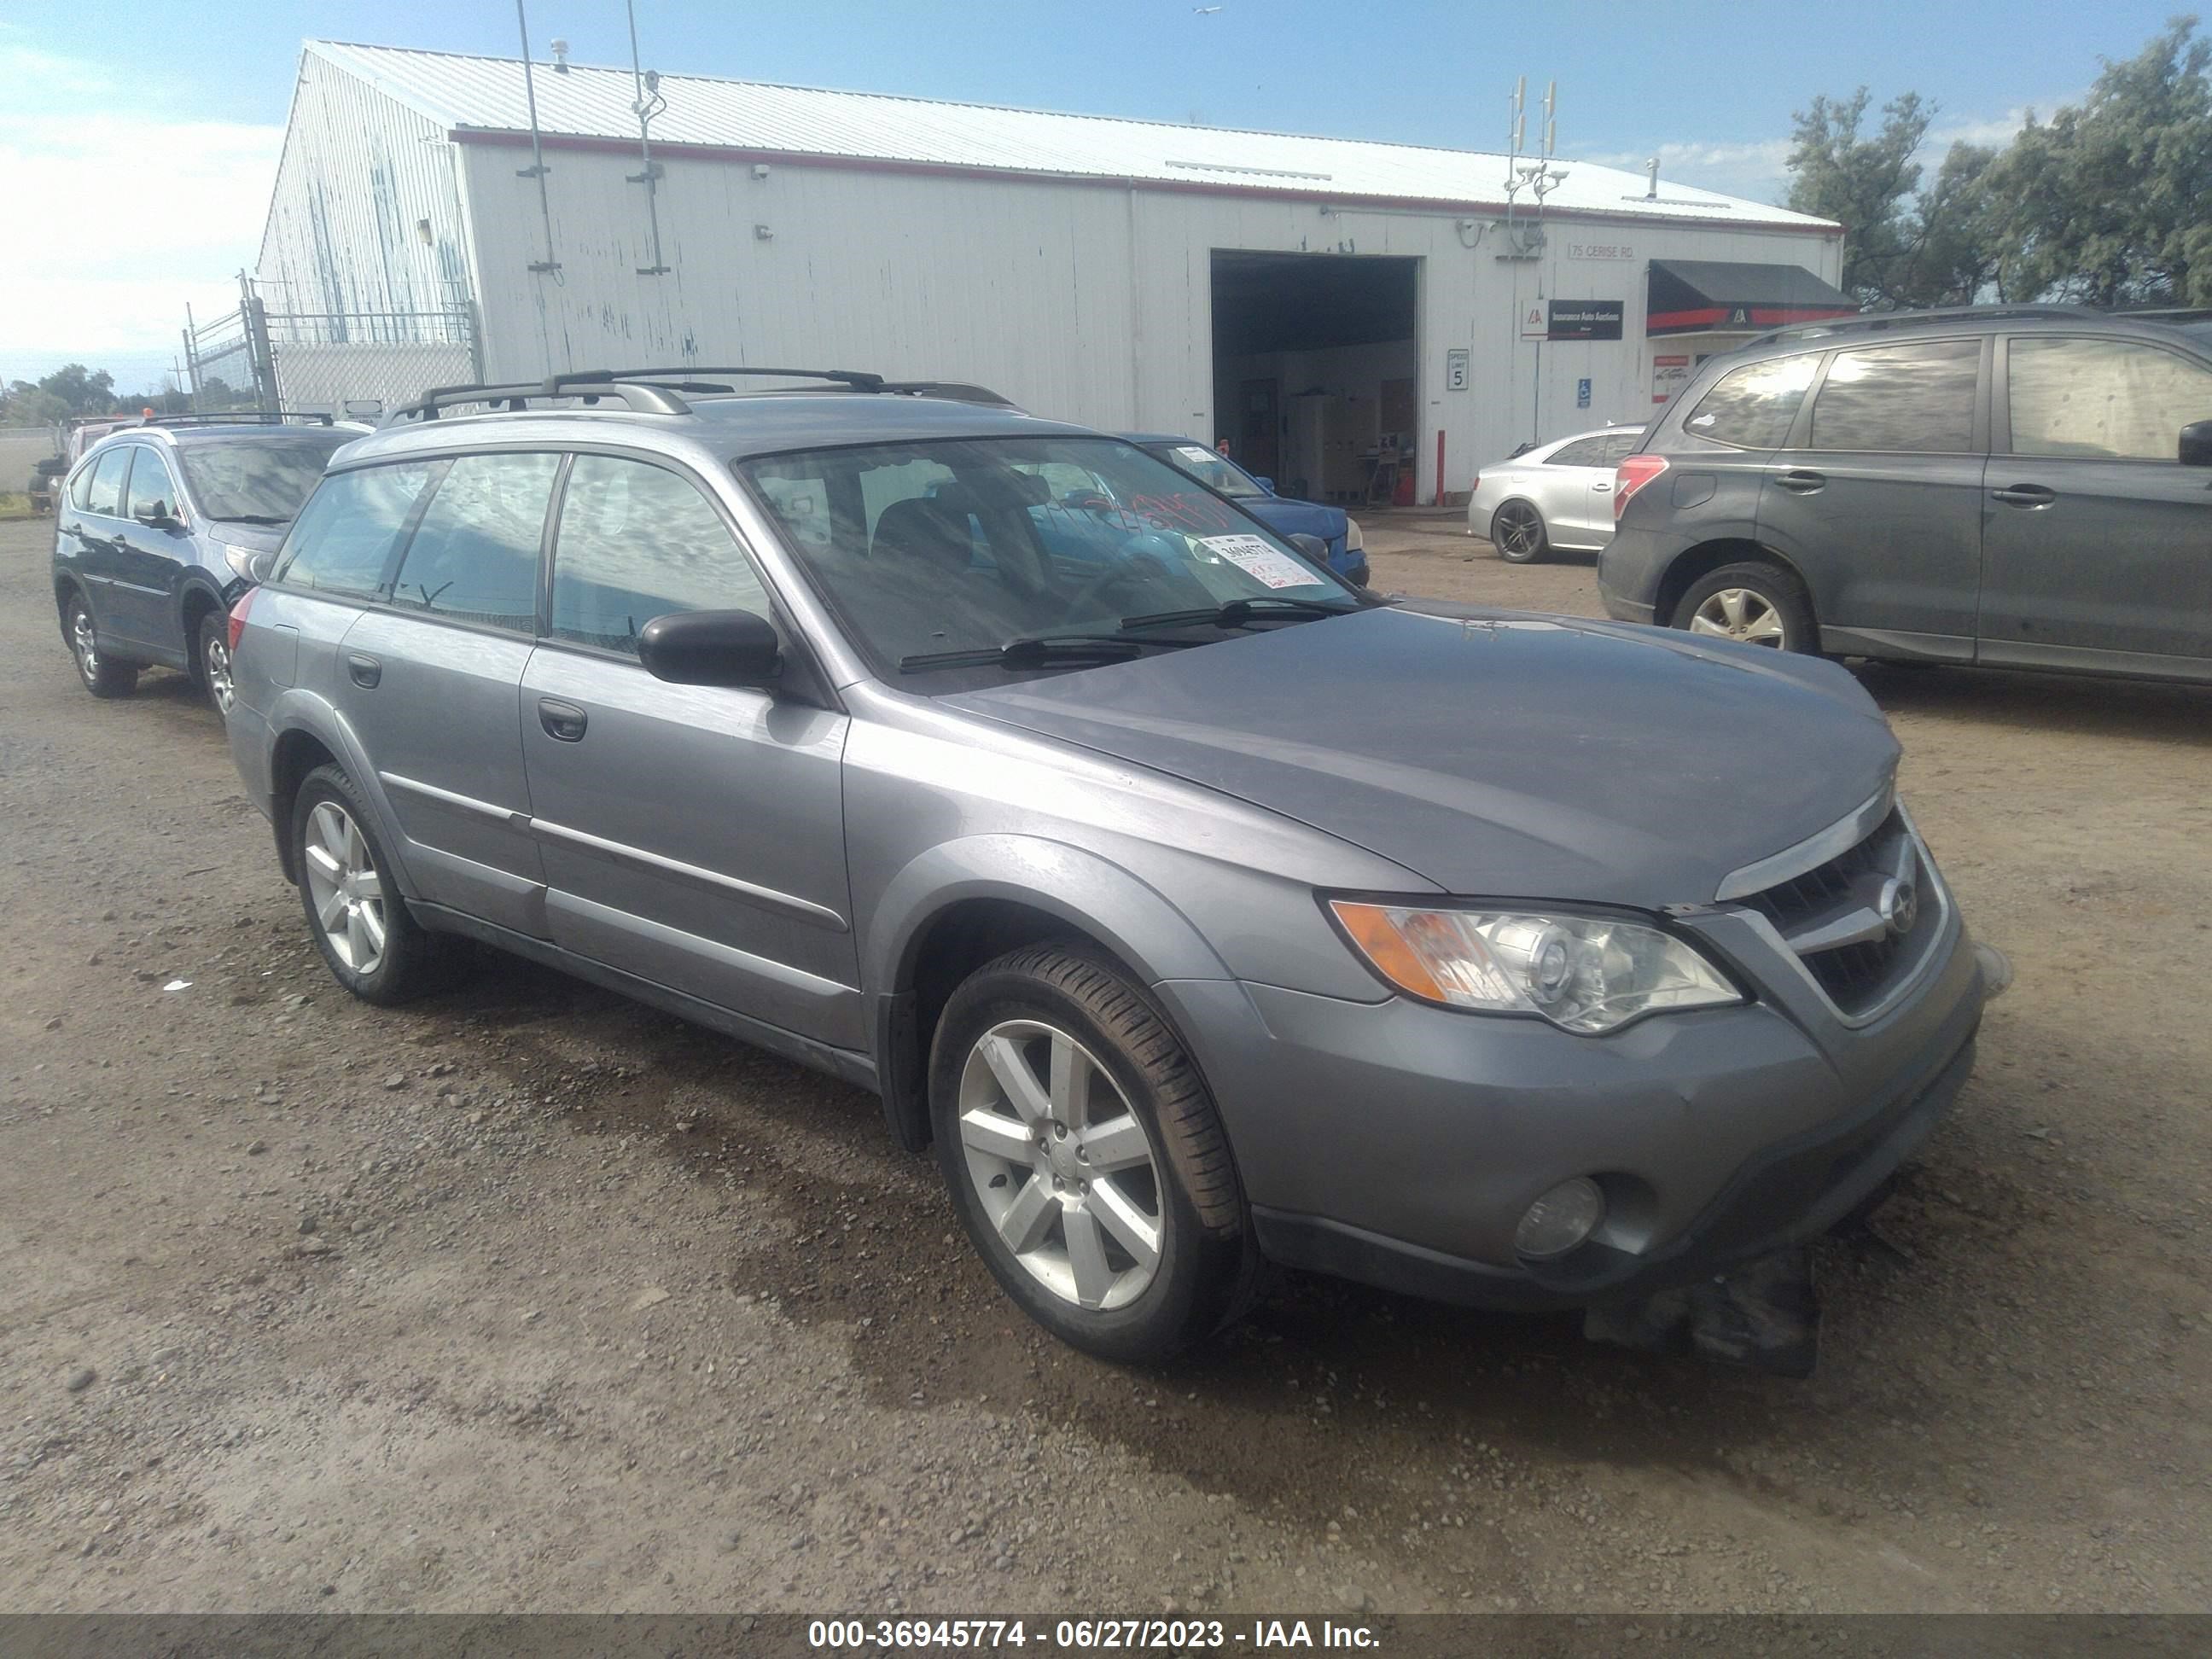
224,368,1991,1365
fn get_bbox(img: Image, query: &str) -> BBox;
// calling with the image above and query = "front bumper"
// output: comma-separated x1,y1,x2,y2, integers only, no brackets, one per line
1155,891,1985,1312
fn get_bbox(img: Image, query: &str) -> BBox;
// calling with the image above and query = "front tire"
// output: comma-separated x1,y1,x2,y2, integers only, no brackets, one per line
929,943,1255,1364
197,610,235,715
1674,561,1817,653
1491,499,1549,563
291,764,447,1005
65,592,138,699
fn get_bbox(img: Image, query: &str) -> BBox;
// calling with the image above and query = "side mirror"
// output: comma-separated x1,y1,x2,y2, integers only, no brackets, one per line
1254,476,1277,494
133,503,178,529
2180,421,2212,467
248,549,278,585
637,608,783,690
1285,533,1330,562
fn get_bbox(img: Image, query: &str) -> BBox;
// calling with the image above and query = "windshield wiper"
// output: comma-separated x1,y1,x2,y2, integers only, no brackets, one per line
1116,595,1354,632
900,632,1154,672
209,513,289,526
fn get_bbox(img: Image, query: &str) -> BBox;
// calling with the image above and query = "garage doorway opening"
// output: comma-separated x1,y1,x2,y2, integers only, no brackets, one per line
1210,250,1419,505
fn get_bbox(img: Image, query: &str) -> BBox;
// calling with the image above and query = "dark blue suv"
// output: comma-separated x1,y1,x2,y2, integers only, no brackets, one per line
52,414,357,709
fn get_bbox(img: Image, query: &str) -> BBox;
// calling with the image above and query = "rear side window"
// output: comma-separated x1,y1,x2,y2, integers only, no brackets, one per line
84,447,131,517
1681,355,1819,449
1547,437,1607,467
123,448,182,519
2009,336,2212,460
1811,340,1979,452
1603,434,1641,463
550,455,770,655
387,452,559,633
276,463,437,598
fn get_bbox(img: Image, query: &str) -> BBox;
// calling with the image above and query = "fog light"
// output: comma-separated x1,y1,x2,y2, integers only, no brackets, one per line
1515,1177,1605,1260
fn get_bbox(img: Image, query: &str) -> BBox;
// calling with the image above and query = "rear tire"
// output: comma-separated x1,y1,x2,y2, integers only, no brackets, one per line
1491,500,1549,563
1673,561,1818,654
64,592,138,699
290,764,449,1005
929,943,1256,1364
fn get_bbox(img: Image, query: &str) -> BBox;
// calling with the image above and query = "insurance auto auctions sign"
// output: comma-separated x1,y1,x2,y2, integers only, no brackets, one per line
1547,300,1624,341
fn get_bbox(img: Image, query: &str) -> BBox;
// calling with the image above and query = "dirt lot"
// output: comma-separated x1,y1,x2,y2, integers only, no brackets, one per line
2,511,2208,1617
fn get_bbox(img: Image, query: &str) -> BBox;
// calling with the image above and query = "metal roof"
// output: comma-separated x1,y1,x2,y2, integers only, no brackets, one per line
306,40,1835,230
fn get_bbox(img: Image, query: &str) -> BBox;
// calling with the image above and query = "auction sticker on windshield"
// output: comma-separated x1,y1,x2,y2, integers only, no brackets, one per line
1201,534,1313,589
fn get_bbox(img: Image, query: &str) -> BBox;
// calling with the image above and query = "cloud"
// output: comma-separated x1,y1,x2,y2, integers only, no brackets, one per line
0,46,281,383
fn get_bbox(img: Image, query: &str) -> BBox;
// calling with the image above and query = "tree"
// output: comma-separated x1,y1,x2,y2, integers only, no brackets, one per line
1980,16,2212,306
34,364,116,415
1784,90,1932,306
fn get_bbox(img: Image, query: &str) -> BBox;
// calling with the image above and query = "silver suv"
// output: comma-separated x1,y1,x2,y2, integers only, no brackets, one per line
224,368,1991,1364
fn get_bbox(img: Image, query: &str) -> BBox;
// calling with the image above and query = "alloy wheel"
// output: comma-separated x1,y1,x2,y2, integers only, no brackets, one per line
956,1019,1165,1312
301,800,388,975
71,608,101,686
1493,502,1544,560
204,634,235,714
1690,587,1788,647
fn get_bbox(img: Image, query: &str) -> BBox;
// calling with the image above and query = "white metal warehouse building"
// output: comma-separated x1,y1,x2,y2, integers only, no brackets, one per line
255,39,1854,503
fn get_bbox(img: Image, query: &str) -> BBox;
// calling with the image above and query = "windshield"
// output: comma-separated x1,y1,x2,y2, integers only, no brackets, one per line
738,436,1355,677
1149,441,1266,498
176,432,349,522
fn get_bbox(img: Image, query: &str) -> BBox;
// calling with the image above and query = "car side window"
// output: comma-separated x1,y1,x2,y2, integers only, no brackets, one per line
69,460,96,510
1603,434,1641,465
276,462,438,599
386,452,560,633
550,454,771,656
1547,438,1606,467
84,447,131,517
123,448,182,520
1681,354,1819,449
2008,336,2212,461
1810,339,1979,453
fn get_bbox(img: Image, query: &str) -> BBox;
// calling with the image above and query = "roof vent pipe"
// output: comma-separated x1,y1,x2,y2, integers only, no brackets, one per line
550,38,570,73
1645,156,1660,199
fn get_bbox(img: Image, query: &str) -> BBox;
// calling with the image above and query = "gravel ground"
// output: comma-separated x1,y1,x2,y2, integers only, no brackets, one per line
1,512,2207,1616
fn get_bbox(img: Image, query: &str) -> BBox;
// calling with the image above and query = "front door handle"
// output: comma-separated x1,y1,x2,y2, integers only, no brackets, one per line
1775,469,1826,494
1991,484,2057,508
1592,482,1613,493
346,652,381,689
538,698,588,742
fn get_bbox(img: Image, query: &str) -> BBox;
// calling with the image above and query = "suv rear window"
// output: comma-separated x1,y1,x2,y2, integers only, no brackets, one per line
276,463,437,598
1681,356,1819,449
1811,339,1979,452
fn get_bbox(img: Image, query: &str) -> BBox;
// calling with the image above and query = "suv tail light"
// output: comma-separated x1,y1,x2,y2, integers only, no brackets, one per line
227,585,257,655
1614,455,1669,521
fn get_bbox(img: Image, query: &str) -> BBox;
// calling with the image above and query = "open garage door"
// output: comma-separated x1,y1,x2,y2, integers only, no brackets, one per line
1211,252,1418,505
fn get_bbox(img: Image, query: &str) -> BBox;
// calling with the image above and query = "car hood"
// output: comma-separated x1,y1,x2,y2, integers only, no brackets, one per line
942,602,1898,909
1240,495,1348,542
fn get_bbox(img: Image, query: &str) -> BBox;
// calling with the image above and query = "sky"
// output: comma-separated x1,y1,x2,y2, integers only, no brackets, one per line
0,0,2183,393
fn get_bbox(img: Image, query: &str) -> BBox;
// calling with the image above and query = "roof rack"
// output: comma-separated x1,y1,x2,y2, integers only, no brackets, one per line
139,410,335,428
1749,304,2094,346
396,365,1016,421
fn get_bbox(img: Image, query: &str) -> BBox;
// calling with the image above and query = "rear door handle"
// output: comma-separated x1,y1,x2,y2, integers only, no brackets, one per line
1775,469,1826,494
1991,484,2057,508
346,652,381,689
1592,482,1612,493
538,698,588,742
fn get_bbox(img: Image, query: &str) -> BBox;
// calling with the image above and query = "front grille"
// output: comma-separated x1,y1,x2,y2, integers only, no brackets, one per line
1738,810,1936,1018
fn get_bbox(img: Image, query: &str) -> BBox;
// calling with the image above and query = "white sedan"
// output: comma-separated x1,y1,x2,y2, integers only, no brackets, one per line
1465,425,1647,563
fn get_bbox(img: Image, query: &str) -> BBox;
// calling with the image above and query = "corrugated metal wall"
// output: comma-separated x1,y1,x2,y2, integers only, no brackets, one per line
457,134,1842,495
258,53,480,335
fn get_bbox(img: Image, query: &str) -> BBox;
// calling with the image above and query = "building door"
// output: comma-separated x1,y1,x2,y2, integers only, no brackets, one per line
1237,378,1279,481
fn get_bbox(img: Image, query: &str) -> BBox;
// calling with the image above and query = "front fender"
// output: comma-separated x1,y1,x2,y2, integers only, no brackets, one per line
864,833,1234,998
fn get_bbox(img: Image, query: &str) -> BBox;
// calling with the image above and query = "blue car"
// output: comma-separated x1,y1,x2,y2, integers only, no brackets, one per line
1123,434,1369,586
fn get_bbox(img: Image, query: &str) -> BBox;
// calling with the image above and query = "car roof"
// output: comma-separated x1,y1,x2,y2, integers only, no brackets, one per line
1734,304,2212,360
340,392,1098,467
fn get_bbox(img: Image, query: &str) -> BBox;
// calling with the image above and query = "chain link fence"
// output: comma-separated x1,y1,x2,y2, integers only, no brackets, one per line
184,288,480,421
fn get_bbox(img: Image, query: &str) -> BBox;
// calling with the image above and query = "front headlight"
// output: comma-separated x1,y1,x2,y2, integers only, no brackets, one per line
218,542,259,582
1329,901,1740,1033
1342,517,1365,552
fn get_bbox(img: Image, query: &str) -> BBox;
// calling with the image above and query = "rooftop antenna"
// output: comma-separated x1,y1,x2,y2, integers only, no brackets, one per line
513,1,561,275
626,0,672,276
